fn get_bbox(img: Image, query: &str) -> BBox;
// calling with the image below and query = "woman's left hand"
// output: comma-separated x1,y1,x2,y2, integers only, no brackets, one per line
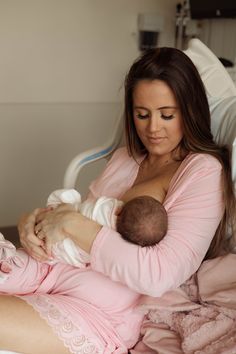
34,203,76,256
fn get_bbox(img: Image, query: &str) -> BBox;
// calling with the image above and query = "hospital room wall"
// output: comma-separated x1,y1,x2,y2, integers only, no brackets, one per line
0,0,176,227
200,19,236,63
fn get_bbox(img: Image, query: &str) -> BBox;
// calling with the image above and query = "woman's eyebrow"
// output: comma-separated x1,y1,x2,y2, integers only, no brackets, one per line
134,105,178,110
157,105,178,109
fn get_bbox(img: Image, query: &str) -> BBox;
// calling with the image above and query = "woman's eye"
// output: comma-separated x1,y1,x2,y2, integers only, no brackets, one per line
136,113,149,120
161,114,174,120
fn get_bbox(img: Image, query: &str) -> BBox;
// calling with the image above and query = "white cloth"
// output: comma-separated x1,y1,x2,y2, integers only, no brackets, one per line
184,39,236,185
47,189,124,267
208,96,236,184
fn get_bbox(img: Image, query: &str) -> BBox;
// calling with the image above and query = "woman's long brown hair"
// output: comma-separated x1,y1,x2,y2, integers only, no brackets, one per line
124,47,235,259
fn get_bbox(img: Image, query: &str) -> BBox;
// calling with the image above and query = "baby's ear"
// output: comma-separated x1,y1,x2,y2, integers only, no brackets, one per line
115,206,123,216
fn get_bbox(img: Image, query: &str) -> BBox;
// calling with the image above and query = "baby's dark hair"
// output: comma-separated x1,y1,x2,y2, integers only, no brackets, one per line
116,195,168,247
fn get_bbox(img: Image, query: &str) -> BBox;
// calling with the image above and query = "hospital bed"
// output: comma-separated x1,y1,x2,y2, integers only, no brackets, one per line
0,38,236,354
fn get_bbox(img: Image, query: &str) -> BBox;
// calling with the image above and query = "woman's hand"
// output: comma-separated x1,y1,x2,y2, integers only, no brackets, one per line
34,203,76,256
35,203,102,256
18,208,50,261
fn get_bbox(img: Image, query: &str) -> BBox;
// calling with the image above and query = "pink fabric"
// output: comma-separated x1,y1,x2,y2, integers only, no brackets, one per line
90,148,224,297
0,234,24,282
131,254,236,354
0,147,224,353
0,240,142,353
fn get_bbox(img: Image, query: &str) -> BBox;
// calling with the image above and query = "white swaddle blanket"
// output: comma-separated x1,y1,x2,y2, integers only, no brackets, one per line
47,189,123,267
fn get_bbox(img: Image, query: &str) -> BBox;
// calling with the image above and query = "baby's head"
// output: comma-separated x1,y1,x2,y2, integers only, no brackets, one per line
116,195,167,247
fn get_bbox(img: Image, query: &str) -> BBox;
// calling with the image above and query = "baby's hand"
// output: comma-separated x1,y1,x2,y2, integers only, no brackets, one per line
0,261,12,273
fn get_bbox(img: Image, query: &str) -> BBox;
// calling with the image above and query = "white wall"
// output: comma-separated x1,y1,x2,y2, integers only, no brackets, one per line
199,19,236,63
0,102,121,225
0,0,176,103
0,0,176,226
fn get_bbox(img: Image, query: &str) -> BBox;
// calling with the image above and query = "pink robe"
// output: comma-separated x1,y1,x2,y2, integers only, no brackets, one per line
0,147,224,354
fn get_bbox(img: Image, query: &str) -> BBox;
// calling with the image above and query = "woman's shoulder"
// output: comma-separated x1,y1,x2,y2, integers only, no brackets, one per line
111,146,143,162
108,146,145,169
182,152,222,174
168,152,222,193
110,146,131,161
165,152,224,208
88,147,139,199
104,147,133,171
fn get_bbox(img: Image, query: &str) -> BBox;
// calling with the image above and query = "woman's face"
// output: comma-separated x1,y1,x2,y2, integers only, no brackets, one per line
133,79,184,158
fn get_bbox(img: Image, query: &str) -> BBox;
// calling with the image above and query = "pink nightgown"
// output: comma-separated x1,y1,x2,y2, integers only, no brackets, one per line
0,147,224,354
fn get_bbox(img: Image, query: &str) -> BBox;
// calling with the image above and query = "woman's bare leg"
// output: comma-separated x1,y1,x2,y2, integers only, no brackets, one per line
0,295,71,354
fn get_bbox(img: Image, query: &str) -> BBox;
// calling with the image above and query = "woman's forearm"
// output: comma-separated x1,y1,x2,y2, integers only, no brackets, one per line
64,211,102,253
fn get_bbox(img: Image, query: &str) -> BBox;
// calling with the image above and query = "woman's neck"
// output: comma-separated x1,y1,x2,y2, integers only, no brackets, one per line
145,147,185,169
145,154,172,168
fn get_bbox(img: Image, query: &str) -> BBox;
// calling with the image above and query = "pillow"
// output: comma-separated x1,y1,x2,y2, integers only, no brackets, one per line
209,96,236,183
184,39,236,183
184,38,236,99
185,39,236,251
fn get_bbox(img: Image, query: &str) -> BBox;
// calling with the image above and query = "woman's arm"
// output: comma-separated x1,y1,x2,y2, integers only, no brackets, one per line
89,154,224,297
32,204,101,257
18,147,134,259
19,204,101,261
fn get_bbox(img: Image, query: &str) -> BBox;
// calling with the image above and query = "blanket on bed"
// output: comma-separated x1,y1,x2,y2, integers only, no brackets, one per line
131,253,236,354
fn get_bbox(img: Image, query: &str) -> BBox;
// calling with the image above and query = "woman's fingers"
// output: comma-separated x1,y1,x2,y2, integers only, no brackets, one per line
45,240,53,258
34,223,42,238
28,229,44,245
32,248,49,261
22,204,75,260
18,208,51,261
35,207,53,225
23,238,49,261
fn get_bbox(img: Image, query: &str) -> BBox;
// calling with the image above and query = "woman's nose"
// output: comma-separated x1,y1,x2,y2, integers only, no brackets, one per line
148,115,162,133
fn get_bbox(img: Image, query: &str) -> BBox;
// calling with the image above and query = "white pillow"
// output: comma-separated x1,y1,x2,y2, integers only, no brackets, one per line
209,96,236,184
184,39,236,183
184,38,236,99
185,39,236,250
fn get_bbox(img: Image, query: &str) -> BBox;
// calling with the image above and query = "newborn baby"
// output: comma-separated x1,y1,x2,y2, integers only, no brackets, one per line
47,188,168,267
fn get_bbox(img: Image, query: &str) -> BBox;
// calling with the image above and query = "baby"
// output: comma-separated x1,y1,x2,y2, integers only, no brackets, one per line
46,188,167,267
0,188,167,278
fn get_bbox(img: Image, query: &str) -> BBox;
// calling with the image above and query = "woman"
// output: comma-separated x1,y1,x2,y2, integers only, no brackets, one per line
0,47,235,353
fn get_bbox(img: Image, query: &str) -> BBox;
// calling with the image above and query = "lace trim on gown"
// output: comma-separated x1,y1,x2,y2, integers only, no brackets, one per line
19,295,104,354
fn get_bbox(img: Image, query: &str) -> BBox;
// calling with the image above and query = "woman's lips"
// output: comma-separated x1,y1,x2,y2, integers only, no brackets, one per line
148,136,166,144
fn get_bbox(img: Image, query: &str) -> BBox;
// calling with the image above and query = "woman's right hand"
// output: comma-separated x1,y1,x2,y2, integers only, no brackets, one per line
18,208,50,261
